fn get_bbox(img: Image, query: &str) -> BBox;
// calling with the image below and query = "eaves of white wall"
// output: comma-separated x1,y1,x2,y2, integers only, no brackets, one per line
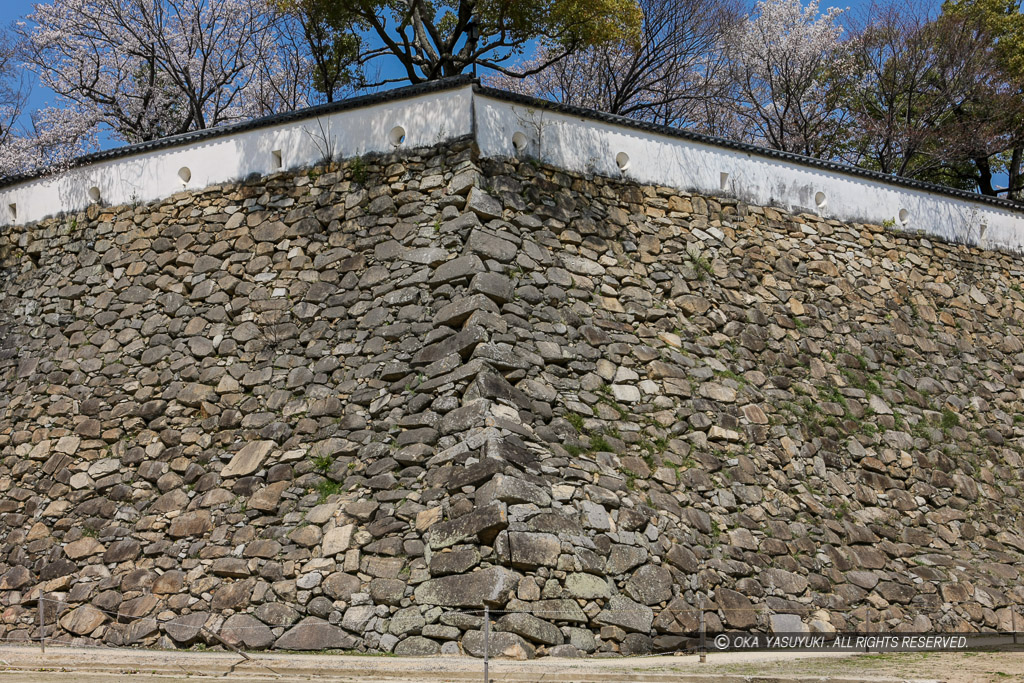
0,83,1022,255
472,94,1023,253
0,86,474,228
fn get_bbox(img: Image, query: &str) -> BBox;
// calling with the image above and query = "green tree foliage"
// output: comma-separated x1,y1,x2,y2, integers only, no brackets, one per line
275,0,643,85
278,0,361,102
945,0,1024,75
941,0,1024,196
845,0,1024,197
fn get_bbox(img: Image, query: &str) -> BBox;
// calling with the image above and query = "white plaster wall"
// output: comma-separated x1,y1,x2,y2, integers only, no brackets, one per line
0,86,474,227
2,84,1023,254
473,95,1024,253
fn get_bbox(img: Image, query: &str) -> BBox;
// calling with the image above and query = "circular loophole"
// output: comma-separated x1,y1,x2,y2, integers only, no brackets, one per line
814,191,827,208
88,186,101,203
178,166,192,183
389,126,406,147
615,152,630,172
898,208,909,224
512,131,528,153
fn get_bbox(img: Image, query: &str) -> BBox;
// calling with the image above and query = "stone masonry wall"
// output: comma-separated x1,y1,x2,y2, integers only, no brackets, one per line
1,138,1023,657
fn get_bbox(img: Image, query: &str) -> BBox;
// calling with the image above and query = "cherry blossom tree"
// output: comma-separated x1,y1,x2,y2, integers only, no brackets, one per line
19,0,291,144
721,0,854,158
488,0,741,132
0,106,101,178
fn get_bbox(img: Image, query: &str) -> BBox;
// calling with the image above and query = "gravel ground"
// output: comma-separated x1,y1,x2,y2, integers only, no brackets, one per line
689,650,1024,683
0,643,984,682
2,644,1022,682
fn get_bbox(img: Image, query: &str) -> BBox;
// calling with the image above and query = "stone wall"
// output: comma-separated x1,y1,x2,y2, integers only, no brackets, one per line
1,138,1023,657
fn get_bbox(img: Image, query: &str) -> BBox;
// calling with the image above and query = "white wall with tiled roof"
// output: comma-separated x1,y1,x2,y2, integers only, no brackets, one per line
1,79,1022,253
473,93,1022,253
0,86,473,227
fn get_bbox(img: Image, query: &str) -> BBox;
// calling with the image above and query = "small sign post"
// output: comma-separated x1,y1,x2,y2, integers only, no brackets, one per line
483,605,490,683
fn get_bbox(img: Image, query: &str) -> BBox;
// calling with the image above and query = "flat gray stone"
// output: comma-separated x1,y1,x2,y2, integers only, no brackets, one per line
163,612,209,643
625,565,673,605
427,503,507,550
429,546,480,576
499,531,560,569
404,247,449,266
389,606,425,636
221,440,275,478
412,326,487,366
605,544,648,575
462,630,535,660
118,285,152,303
496,612,563,646
429,254,483,285
394,636,441,655
466,188,503,220
769,613,807,633
341,605,375,633
274,617,357,650
594,595,653,633
221,614,274,649
439,399,491,434
413,566,519,607
564,573,611,600
470,272,514,304
467,229,517,262
434,294,499,328
476,474,551,507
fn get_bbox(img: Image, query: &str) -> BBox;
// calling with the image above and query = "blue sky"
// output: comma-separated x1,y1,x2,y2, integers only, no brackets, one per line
2,1,50,114
0,0,952,152
2,0,936,118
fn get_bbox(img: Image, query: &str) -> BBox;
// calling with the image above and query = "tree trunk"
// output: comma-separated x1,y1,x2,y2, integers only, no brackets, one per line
1010,146,1023,201
974,156,996,196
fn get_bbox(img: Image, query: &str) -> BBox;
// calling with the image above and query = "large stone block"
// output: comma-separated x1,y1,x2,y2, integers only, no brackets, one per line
625,565,673,606
274,617,357,650
221,614,274,649
413,566,519,607
717,588,758,629
475,474,551,507
163,612,209,643
427,503,507,550
462,630,535,660
564,573,612,600
496,531,561,569
60,605,108,636
168,511,213,539
594,595,653,633
221,440,275,478
496,613,563,646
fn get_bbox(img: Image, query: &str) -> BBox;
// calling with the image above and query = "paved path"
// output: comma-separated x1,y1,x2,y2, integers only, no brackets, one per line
0,644,933,682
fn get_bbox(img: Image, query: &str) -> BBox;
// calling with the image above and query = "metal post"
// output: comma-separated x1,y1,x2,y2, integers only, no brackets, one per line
39,594,45,654
699,596,706,663
483,606,490,683
1014,611,1019,645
